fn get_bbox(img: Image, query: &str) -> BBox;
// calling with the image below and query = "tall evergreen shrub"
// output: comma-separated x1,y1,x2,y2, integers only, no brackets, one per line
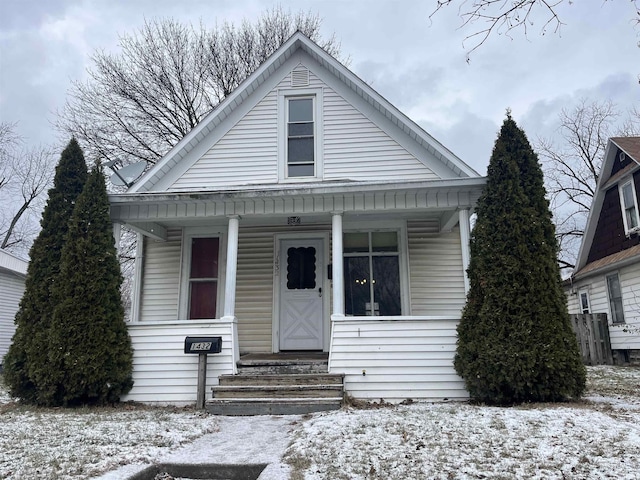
3,139,88,403
45,162,133,405
454,113,585,405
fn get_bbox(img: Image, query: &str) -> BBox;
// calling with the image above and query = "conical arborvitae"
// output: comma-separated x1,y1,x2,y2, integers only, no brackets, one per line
3,139,88,404
454,113,586,405
44,162,133,406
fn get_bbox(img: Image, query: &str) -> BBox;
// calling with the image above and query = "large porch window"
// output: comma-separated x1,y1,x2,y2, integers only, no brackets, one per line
188,237,220,319
343,231,401,316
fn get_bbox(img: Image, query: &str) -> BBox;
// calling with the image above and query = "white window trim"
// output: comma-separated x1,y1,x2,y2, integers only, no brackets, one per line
342,219,410,316
278,86,324,182
179,226,228,320
618,178,640,235
605,272,625,325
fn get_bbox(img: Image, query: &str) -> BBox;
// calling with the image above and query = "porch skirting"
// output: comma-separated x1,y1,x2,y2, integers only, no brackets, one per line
329,316,468,402
122,320,236,404
123,316,467,405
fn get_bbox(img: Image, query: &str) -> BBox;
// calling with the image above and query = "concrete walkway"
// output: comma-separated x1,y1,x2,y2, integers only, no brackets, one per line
95,414,302,480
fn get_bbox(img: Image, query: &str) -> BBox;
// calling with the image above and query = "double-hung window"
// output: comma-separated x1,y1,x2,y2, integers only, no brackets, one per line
343,231,402,316
187,237,220,319
287,97,315,178
578,288,591,314
606,273,625,324
619,179,640,234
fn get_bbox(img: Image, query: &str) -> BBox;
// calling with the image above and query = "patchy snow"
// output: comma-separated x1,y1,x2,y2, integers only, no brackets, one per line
1,366,639,480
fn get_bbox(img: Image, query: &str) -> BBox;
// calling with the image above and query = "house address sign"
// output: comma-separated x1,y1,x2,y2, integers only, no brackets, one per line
184,336,222,354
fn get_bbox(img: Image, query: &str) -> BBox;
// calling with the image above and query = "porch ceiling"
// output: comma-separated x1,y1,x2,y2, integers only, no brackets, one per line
110,178,484,240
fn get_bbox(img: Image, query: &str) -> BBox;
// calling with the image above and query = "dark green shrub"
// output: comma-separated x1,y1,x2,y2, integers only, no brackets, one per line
3,139,88,403
45,162,133,405
454,113,586,405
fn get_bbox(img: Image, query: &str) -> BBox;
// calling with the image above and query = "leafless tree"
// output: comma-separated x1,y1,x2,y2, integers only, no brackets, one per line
0,122,55,256
535,99,640,271
430,0,640,59
57,7,342,168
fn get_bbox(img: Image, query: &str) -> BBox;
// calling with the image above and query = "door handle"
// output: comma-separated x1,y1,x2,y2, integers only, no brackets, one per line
318,287,322,298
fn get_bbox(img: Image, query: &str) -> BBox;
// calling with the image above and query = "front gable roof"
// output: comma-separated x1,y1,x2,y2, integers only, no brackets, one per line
574,136,640,276
129,32,479,194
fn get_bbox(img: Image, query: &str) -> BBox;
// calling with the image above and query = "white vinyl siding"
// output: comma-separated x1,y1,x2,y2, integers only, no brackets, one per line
123,321,234,404
139,229,182,322
168,65,439,190
170,91,278,190
408,221,466,316
323,87,438,182
329,318,467,401
0,271,25,362
566,261,640,350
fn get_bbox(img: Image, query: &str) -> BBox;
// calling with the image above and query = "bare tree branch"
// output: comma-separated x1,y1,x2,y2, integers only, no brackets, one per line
56,8,342,168
430,0,640,60
535,99,640,272
0,123,55,255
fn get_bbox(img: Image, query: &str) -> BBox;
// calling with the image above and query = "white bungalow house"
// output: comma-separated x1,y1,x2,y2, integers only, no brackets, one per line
0,249,27,366
109,32,486,409
565,137,640,365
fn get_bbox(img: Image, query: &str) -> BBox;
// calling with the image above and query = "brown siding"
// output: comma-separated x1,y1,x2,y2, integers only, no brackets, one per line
587,170,640,263
610,146,636,176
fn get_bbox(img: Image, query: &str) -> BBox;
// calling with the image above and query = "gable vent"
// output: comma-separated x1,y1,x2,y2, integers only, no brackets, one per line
291,67,310,87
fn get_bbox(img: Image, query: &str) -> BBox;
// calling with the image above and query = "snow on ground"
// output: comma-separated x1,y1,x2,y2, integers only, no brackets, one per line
1,366,639,480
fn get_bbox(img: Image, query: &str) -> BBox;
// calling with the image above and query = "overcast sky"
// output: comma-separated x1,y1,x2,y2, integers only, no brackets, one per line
0,0,638,175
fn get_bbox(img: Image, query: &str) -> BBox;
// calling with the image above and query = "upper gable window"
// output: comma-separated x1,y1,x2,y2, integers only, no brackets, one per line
278,87,323,182
619,179,640,234
287,97,315,177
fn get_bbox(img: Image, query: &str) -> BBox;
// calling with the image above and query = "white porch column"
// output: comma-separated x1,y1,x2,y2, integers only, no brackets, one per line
459,209,471,294
222,215,240,372
223,215,240,318
331,212,345,318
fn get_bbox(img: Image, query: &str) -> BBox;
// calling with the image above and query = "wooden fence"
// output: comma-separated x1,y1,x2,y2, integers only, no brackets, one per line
569,313,613,365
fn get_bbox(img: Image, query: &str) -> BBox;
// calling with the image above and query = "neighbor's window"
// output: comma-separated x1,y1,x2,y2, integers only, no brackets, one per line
620,180,640,233
188,237,219,319
287,97,315,177
343,231,401,316
606,273,625,324
579,289,591,314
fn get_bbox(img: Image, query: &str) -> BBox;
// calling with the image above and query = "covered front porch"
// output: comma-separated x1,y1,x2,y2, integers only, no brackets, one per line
110,179,482,404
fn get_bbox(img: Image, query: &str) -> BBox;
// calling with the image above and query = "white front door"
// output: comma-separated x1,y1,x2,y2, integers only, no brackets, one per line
279,238,324,350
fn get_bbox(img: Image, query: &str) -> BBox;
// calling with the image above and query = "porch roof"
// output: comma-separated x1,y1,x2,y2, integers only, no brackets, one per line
109,177,485,240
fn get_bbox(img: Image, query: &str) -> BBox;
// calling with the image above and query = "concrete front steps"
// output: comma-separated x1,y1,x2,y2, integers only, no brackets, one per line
206,353,344,415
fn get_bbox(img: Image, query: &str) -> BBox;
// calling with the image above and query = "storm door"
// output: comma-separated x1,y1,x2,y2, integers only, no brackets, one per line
279,238,324,350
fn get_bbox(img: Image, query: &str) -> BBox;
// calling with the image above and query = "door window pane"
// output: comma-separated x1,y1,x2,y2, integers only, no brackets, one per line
287,247,316,290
